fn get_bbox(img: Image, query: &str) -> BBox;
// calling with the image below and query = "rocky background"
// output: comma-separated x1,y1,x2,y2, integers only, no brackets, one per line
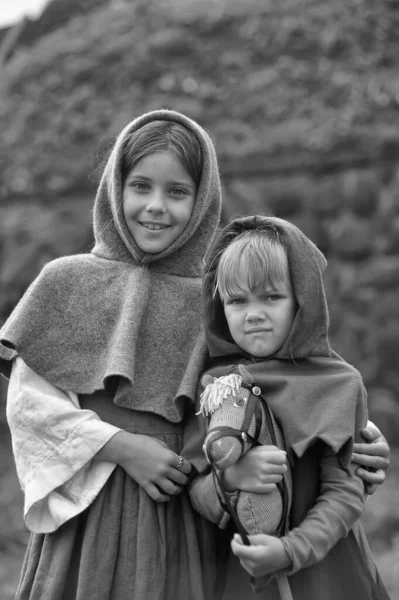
1,0,398,597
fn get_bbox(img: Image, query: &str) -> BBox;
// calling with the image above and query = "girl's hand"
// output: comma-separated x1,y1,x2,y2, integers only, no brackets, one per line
231,533,291,577
97,431,192,502
352,420,390,495
223,445,287,493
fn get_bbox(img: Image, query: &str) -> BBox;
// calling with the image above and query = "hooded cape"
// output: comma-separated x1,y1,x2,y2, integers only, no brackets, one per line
0,109,222,422
201,216,367,466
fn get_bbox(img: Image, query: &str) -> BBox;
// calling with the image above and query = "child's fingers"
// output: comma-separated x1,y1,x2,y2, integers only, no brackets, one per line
243,481,278,493
144,483,171,503
232,534,245,546
361,422,382,441
172,454,192,475
365,483,378,495
250,446,287,464
231,539,255,559
261,464,287,475
232,533,271,547
158,477,185,496
167,466,190,486
356,467,386,485
352,450,390,470
353,441,389,458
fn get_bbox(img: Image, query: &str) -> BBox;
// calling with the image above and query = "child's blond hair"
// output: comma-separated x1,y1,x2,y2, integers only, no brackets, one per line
214,229,292,302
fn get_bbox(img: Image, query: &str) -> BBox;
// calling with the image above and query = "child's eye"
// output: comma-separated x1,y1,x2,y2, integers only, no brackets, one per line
131,182,149,191
227,298,245,305
267,294,287,303
170,188,188,196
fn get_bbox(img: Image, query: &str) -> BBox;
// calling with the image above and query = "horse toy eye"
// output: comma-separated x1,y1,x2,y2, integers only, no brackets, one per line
234,396,246,407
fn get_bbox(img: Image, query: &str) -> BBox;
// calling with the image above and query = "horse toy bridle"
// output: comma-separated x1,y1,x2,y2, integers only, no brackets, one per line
204,375,290,546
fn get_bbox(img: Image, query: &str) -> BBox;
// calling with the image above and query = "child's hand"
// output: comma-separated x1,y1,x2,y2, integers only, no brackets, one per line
231,533,291,577
352,420,390,494
223,445,287,493
100,431,192,502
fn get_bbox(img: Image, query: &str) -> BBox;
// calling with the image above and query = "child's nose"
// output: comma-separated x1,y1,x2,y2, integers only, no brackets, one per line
146,190,166,214
245,307,265,322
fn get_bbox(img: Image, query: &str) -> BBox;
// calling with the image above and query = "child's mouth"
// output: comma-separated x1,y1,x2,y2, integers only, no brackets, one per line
139,222,170,231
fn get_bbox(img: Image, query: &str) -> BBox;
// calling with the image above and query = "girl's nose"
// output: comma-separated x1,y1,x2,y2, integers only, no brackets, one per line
146,191,166,214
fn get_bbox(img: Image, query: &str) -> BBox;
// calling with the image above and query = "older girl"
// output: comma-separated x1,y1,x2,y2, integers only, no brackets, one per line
0,110,225,600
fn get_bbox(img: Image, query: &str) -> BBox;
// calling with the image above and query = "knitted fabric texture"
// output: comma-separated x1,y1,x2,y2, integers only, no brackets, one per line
201,216,368,466
0,110,222,422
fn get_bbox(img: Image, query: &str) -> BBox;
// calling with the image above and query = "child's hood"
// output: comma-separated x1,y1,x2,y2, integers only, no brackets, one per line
92,109,221,277
201,216,368,470
203,215,331,360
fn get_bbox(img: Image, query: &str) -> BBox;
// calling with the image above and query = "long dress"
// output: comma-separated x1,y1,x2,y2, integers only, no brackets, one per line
13,383,229,600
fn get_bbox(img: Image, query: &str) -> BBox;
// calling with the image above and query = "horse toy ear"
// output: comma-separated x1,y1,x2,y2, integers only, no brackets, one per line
237,364,253,386
201,374,215,388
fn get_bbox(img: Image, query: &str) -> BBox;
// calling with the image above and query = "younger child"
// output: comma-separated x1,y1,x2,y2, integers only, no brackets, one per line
190,215,390,599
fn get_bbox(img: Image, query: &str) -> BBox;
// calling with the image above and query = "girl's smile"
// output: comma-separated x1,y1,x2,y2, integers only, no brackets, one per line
122,151,196,254
139,222,171,231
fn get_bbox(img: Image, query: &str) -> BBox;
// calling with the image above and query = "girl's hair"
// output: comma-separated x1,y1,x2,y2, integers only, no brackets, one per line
214,229,291,301
121,120,202,186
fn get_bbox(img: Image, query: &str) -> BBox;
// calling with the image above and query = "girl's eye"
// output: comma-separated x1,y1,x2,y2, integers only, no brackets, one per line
170,188,187,196
131,182,149,191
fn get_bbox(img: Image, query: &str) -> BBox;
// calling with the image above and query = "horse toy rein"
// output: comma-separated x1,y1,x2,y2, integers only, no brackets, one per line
198,364,293,600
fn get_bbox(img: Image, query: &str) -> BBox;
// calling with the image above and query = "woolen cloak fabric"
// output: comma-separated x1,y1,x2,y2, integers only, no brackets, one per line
0,109,222,422
201,215,367,466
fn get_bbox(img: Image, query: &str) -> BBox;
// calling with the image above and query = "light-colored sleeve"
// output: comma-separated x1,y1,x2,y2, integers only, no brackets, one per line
280,445,366,574
7,357,122,534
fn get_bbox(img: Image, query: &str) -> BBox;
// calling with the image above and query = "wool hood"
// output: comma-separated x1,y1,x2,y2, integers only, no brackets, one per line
203,215,331,361
0,110,222,422
200,216,367,465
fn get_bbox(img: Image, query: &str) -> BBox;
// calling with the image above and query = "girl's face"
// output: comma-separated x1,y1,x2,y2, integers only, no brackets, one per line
222,270,297,358
122,151,196,254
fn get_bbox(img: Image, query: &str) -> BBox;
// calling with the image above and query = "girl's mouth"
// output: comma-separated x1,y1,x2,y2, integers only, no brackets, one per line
139,222,170,231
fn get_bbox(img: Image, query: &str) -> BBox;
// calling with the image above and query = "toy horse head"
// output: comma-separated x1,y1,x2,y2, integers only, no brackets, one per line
199,364,292,541
199,365,258,470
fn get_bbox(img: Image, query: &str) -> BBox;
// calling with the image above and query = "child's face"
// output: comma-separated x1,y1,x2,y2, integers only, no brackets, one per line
222,271,297,358
122,151,196,254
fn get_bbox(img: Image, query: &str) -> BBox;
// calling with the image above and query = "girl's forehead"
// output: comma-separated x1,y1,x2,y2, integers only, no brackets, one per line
131,151,187,175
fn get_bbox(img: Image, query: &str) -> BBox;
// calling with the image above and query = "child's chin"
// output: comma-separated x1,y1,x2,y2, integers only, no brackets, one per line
246,345,273,359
